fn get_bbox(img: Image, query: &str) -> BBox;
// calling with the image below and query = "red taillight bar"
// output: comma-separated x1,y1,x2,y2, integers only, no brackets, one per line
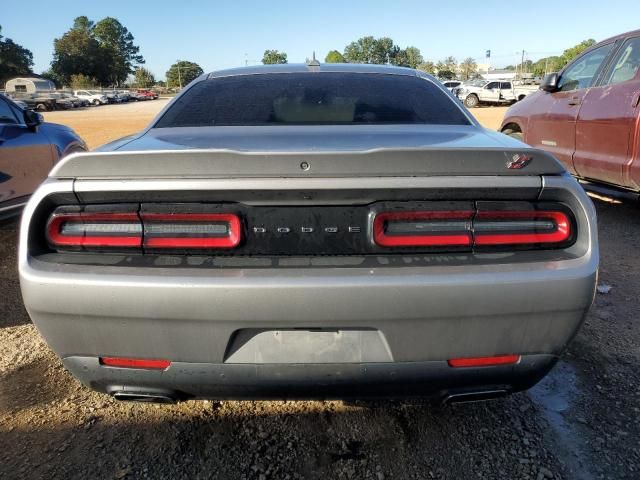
447,354,521,368
141,213,241,249
46,210,242,250
474,211,571,246
373,211,473,247
47,212,142,248
373,209,572,248
99,357,171,370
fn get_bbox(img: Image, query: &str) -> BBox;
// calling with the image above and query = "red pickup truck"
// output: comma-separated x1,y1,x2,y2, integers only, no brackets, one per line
135,89,158,100
501,29,640,193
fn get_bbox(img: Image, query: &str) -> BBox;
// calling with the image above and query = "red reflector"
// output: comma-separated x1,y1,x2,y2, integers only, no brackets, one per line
373,211,473,247
47,212,142,248
142,213,241,249
447,354,521,368
474,211,570,246
99,357,171,370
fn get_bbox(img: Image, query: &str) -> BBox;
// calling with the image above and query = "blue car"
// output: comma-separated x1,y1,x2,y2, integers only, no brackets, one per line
0,93,86,219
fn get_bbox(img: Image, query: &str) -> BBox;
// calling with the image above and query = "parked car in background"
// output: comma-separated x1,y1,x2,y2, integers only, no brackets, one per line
0,93,86,219
457,80,537,107
73,90,108,106
117,90,131,102
129,91,150,101
19,64,597,404
135,89,158,99
501,29,640,193
442,80,462,92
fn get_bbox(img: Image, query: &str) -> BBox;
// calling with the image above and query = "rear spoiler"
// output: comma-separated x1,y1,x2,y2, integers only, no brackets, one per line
50,148,566,179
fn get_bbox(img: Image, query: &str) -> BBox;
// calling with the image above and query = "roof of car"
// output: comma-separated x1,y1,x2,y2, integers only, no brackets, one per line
598,28,640,45
206,63,422,79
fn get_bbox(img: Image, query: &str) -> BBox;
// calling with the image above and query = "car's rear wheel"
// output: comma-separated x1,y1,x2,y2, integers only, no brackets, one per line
36,103,47,112
464,94,479,108
92,99,100,106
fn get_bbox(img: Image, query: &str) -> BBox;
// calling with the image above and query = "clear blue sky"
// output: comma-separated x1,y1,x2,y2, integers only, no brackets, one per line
3,0,638,80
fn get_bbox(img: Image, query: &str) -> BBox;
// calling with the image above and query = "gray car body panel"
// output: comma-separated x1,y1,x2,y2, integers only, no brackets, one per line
18,65,598,400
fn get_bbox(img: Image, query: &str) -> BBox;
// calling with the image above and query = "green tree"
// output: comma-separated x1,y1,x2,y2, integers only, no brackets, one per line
262,50,288,64
459,57,478,80
436,56,458,80
344,36,399,64
166,60,204,88
561,39,596,65
69,73,98,89
51,16,144,87
93,17,144,86
51,20,104,86
394,46,423,69
531,56,564,76
0,25,34,87
324,50,346,63
416,61,436,74
133,67,155,88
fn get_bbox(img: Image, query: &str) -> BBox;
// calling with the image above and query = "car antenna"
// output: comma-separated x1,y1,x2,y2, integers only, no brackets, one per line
307,52,320,67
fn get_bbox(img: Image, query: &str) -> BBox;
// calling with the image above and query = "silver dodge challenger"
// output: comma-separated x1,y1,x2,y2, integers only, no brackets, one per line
19,64,598,404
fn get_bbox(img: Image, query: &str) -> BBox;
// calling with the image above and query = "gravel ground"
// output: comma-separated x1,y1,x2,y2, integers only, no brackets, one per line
0,105,638,479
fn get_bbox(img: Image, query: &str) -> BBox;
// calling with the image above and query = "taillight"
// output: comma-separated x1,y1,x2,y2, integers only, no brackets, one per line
141,213,241,249
47,212,142,248
474,210,571,246
373,211,473,247
373,206,573,250
46,207,241,251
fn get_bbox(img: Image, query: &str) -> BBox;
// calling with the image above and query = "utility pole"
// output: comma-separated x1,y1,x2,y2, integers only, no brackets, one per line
177,64,182,89
520,49,526,80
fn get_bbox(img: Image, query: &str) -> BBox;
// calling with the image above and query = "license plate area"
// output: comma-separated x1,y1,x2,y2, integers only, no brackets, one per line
224,329,393,364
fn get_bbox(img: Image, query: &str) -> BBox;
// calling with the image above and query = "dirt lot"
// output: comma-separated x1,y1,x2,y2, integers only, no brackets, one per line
1,104,638,480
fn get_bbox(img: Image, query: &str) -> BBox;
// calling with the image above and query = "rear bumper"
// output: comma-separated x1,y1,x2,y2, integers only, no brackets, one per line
21,252,596,399
64,354,558,401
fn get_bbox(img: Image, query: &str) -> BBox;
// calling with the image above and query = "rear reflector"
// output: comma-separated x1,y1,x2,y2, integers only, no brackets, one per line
474,211,571,246
447,354,521,368
141,213,241,249
99,357,171,370
47,212,142,248
373,211,473,247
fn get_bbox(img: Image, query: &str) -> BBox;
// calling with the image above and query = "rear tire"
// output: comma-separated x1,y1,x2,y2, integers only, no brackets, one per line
36,103,47,112
92,99,100,106
464,94,479,108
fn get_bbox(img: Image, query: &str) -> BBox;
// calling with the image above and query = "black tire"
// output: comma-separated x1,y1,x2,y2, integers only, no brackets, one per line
502,129,524,142
36,103,47,112
92,99,100,106
464,94,479,108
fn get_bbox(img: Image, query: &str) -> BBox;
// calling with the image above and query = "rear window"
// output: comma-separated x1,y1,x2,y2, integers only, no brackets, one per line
154,73,471,128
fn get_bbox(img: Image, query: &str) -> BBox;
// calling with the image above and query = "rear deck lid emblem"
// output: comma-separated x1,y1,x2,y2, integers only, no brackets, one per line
506,153,533,169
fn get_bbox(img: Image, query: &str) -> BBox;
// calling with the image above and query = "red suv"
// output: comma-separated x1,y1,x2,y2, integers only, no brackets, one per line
501,29,640,193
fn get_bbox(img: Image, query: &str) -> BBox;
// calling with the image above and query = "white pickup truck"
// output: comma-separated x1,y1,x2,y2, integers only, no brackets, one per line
455,80,538,108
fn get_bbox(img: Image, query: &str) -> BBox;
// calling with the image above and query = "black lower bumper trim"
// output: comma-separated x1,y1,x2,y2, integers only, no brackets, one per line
63,354,558,401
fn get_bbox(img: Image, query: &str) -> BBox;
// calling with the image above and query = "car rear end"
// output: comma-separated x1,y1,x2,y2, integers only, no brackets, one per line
18,66,598,403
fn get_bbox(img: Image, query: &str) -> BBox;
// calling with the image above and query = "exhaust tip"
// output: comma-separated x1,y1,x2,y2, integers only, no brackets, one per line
112,391,179,404
442,389,509,405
